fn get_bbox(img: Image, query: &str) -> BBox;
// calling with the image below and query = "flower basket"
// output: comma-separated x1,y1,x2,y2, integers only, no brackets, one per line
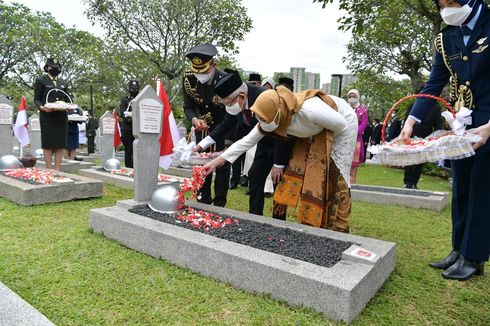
43,89,78,111
369,94,481,166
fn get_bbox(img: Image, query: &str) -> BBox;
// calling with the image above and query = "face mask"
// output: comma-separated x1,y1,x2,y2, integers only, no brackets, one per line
260,110,280,132
225,102,242,115
441,5,472,26
49,67,61,77
348,97,359,105
195,70,214,84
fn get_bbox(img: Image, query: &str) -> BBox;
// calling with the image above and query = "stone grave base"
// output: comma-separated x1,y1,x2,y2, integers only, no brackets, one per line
0,282,54,326
0,171,102,206
79,167,183,189
37,159,96,174
351,184,450,211
165,166,193,178
74,153,101,163
89,201,396,323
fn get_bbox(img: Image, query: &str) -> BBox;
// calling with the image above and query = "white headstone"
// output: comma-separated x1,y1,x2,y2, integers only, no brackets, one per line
0,95,14,156
132,85,163,202
99,111,115,164
29,113,42,151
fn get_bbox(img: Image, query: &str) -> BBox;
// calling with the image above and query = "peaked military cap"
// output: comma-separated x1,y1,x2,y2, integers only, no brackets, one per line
186,44,218,73
43,57,61,72
214,71,243,98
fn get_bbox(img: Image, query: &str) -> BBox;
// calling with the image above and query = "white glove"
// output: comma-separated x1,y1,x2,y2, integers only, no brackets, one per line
124,111,132,118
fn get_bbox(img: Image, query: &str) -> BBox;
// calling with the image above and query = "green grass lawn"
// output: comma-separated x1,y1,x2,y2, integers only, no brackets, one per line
0,165,488,325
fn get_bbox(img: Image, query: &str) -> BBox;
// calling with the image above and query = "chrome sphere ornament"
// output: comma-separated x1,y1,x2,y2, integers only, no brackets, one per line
148,183,181,214
103,158,121,171
0,155,22,170
34,149,44,158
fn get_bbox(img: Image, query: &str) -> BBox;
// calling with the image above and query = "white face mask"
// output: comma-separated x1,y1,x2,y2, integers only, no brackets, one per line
195,70,214,84
260,110,280,132
441,4,472,26
225,102,242,115
348,97,359,106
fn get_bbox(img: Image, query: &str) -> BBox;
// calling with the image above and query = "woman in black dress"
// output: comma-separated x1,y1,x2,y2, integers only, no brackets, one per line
33,58,70,170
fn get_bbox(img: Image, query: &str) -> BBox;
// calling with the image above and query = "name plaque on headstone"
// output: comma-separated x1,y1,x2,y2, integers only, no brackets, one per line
102,117,115,135
139,99,162,134
0,103,13,125
30,118,41,131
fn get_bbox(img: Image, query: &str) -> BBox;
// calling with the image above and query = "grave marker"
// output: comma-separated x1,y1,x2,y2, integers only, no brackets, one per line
131,85,163,202
0,95,14,156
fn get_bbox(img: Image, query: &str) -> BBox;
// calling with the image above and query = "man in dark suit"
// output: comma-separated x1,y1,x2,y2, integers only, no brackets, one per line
194,71,291,218
119,80,140,168
401,0,490,280
183,43,229,207
86,110,98,154
370,118,382,145
386,112,401,141
34,57,71,170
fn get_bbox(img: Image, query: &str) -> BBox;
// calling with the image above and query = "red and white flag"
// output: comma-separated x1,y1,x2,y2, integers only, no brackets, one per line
157,79,180,169
13,97,30,146
113,110,122,148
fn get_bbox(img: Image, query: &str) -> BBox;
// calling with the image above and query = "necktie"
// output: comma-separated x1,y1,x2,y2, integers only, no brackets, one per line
460,25,472,36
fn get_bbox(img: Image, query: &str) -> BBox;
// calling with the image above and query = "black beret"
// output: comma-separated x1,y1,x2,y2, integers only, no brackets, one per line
214,72,243,98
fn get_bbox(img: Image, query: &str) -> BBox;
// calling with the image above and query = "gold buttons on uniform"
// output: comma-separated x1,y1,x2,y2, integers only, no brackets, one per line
465,81,471,86
472,105,476,109
463,56,469,61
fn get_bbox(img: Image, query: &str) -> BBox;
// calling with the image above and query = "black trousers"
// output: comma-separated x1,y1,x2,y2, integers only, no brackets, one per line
248,141,286,220
403,164,423,186
231,153,245,184
87,136,95,154
196,132,230,207
121,129,134,168
451,154,490,262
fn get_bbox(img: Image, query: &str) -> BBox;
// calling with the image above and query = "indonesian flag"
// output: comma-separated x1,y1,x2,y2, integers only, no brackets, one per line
13,97,30,146
157,79,180,169
113,110,122,147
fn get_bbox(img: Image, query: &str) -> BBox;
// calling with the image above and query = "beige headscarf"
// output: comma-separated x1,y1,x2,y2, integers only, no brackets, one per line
251,86,298,138
252,86,336,138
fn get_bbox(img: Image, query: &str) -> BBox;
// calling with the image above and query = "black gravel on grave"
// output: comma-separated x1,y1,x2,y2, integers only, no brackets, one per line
129,206,353,268
0,171,43,185
351,184,433,197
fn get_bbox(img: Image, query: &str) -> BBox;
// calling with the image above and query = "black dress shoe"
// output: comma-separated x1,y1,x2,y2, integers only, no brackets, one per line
240,175,248,187
429,250,460,269
229,181,238,190
442,256,484,281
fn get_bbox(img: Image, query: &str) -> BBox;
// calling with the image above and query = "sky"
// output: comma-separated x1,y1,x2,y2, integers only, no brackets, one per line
6,0,351,85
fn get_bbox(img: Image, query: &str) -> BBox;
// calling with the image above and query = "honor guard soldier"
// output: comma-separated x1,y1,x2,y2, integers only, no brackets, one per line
401,0,490,280
119,80,140,168
34,57,71,171
183,43,230,207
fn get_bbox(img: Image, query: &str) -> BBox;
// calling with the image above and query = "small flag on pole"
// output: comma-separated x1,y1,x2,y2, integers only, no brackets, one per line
13,97,30,146
157,79,180,169
113,110,122,148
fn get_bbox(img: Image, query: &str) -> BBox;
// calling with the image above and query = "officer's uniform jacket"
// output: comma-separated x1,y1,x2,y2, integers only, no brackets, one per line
183,69,226,134
34,74,70,123
411,4,490,153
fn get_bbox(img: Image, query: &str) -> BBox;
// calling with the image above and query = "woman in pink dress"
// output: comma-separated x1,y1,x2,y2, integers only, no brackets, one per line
347,89,369,184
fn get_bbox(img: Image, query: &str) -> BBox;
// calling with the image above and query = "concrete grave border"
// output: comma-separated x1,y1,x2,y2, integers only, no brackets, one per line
0,282,54,326
79,167,184,189
89,201,396,323
351,184,450,211
37,159,96,174
0,170,102,206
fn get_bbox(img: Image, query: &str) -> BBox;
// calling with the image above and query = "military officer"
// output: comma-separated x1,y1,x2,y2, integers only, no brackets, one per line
183,44,229,207
119,80,140,168
34,57,71,171
401,0,490,280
